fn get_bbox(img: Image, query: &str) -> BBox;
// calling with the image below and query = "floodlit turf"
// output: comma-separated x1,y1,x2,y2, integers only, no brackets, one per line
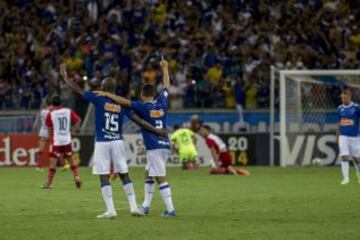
0,167,359,240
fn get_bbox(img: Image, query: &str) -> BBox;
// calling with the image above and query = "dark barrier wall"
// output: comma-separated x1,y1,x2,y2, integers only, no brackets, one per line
218,134,270,166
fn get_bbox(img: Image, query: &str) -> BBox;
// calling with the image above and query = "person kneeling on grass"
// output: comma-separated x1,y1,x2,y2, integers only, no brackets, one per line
199,125,250,176
171,125,199,170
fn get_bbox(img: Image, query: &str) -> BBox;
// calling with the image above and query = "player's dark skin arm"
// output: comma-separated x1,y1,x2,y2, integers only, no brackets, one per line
336,123,340,145
59,63,84,95
94,91,131,108
130,114,168,137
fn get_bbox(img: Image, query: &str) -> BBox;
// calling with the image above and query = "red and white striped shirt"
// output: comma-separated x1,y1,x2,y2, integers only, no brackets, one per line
45,106,80,146
205,133,227,153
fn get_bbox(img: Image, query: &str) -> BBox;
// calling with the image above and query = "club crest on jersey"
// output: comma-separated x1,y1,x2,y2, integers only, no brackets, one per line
104,103,121,112
150,109,164,118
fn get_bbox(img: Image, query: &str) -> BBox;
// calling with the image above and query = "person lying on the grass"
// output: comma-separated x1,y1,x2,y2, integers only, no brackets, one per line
199,125,250,176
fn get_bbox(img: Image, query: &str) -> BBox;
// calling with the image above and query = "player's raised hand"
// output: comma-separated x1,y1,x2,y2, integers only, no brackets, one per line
160,59,168,69
94,91,108,97
160,57,170,88
59,63,68,78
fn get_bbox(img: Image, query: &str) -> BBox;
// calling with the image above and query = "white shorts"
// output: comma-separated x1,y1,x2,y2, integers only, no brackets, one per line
146,149,170,177
338,136,360,158
92,140,128,175
38,128,49,139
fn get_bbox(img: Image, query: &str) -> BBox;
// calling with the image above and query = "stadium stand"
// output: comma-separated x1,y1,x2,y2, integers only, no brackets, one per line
0,0,359,112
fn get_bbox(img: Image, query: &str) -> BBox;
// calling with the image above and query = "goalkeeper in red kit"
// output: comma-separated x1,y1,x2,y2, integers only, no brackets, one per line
199,125,250,176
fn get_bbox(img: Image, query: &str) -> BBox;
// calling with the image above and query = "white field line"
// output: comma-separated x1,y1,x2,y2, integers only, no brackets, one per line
33,197,128,204
6,206,129,217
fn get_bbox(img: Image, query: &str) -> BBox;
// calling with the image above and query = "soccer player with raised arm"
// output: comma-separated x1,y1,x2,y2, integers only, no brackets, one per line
171,125,198,169
336,88,360,185
95,59,176,217
59,63,167,218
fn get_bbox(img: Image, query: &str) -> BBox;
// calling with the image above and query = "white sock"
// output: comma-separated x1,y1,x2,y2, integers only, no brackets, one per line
143,179,155,208
101,183,116,214
123,181,138,212
159,182,175,212
341,161,350,180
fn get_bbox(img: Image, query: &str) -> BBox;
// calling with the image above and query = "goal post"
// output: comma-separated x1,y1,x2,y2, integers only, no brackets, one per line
271,69,360,167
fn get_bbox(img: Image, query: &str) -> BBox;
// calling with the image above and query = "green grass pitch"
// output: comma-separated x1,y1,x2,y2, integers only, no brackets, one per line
0,167,359,240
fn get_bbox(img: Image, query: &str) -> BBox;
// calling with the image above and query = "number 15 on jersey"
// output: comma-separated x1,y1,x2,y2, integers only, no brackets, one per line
105,112,119,132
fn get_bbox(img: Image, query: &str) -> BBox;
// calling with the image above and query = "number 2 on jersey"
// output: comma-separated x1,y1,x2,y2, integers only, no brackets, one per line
105,112,119,132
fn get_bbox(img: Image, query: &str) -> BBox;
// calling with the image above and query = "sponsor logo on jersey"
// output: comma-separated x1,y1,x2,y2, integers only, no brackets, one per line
102,128,121,140
104,103,121,112
158,140,170,146
150,109,164,118
340,118,354,126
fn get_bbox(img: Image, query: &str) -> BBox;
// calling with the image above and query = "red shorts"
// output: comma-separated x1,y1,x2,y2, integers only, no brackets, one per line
219,151,232,168
49,144,73,158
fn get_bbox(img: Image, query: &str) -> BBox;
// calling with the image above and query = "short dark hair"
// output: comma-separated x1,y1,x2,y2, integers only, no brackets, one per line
51,95,61,106
341,88,352,94
173,124,180,130
201,124,211,132
45,97,52,106
141,84,156,98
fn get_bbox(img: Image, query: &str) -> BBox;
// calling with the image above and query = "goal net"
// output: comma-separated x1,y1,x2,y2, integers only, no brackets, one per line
276,70,360,167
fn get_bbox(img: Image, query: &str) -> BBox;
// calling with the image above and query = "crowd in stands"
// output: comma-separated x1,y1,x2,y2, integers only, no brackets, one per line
0,0,360,111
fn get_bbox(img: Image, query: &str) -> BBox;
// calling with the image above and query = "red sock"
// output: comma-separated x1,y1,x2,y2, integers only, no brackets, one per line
70,165,79,177
47,168,56,184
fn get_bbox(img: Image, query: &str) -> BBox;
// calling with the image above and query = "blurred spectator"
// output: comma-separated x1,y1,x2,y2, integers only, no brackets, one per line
213,81,226,108
234,80,245,123
245,81,258,109
168,80,184,109
196,76,213,108
207,63,223,86
223,79,236,109
258,81,270,108
184,77,196,108
0,0,359,111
